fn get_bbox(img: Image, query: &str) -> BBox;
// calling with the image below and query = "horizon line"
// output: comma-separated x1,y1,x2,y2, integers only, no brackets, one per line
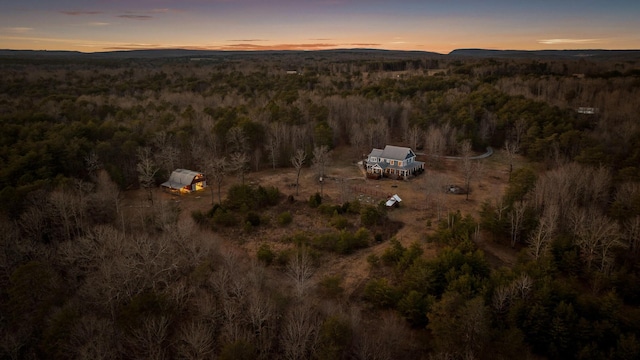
2,47,640,55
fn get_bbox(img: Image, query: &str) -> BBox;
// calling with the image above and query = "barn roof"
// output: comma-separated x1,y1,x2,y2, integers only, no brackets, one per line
161,169,203,189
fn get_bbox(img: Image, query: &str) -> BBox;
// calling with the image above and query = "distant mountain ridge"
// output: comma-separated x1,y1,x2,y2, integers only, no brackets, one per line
1,48,639,60
449,48,640,60
0,48,444,60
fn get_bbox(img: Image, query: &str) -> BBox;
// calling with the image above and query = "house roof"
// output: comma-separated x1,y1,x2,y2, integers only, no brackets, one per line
161,169,203,189
368,148,383,158
380,145,415,161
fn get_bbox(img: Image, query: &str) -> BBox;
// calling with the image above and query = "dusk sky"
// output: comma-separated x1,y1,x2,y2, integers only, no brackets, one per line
1,0,639,54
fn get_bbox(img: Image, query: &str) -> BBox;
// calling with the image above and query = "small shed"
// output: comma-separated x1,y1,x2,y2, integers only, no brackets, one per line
385,194,402,207
161,169,206,193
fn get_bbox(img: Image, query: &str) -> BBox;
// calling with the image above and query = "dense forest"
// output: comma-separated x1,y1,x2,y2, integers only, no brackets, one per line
1,50,640,359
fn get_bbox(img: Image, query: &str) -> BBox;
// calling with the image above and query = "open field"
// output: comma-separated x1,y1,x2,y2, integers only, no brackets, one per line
123,146,524,295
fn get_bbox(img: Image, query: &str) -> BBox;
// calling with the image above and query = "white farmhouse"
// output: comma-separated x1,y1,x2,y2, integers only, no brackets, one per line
365,145,424,179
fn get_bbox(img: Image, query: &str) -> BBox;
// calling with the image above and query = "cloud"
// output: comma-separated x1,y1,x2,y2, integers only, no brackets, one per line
104,43,163,50
0,34,107,47
62,11,102,16
87,22,110,27
118,15,153,20
102,41,366,52
220,43,340,50
538,38,602,45
3,27,33,34
151,8,184,14
102,42,344,51
227,39,268,42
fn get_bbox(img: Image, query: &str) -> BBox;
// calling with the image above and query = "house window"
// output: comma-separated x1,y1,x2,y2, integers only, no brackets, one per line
390,160,394,165
398,161,403,167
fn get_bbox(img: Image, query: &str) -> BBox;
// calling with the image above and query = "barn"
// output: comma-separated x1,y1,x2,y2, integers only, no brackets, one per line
161,169,206,193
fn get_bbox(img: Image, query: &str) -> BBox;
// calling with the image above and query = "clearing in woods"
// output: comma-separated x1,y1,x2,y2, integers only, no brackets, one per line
125,146,522,295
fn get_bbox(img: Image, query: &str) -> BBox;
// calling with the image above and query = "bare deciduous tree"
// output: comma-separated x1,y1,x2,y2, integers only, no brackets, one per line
584,165,611,208
492,285,511,315
312,145,330,196
154,132,181,173
137,147,159,205
281,304,319,360
247,290,275,355
352,310,406,360
623,215,640,257
66,314,118,360
504,140,519,180
291,149,306,196
425,125,445,167
489,185,509,224
266,122,283,170
570,207,621,271
349,122,366,156
312,145,330,178
208,157,227,205
226,126,247,154
84,151,101,177
478,112,497,144
228,152,249,186
287,247,315,298
128,316,170,360
92,170,122,225
220,297,247,345
513,118,528,147
405,125,422,152
509,200,528,248
363,118,388,149
174,321,215,360
459,139,479,201
18,203,48,243
204,156,229,205
528,204,558,260
48,188,81,241
510,274,533,299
